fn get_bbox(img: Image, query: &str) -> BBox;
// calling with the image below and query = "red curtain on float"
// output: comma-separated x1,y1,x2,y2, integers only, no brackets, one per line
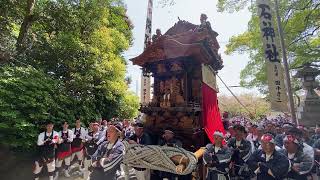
202,82,225,143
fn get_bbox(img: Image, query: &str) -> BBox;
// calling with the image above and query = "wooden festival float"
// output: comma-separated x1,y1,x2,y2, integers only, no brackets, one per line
131,19,224,152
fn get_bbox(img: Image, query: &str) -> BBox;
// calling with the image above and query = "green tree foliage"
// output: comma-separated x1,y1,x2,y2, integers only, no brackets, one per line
117,91,140,119
217,0,320,93
0,66,75,151
0,0,139,151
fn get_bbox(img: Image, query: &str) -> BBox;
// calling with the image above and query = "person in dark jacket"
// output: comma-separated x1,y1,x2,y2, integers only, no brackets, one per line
156,127,184,180
310,126,320,146
227,124,252,179
128,120,153,180
204,130,232,180
281,134,314,180
247,133,289,180
275,123,293,148
90,123,124,180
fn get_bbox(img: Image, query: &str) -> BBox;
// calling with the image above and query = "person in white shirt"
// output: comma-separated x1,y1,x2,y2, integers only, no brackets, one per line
55,121,73,179
33,121,59,180
71,118,87,169
83,122,101,180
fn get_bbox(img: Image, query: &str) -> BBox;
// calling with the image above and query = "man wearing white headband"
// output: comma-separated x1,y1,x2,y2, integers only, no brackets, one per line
281,134,314,180
203,130,232,180
248,133,290,180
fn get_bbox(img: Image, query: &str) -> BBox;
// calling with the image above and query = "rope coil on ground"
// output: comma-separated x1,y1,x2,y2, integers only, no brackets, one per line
122,141,198,175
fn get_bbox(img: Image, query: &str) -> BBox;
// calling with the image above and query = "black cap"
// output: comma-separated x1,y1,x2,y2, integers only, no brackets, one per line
132,120,144,128
164,127,175,134
233,124,246,133
252,124,258,128
113,122,123,132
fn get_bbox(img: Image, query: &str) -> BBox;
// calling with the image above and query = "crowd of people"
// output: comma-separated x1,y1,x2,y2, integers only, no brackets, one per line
206,115,319,180
33,118,163,180
32,115,320,180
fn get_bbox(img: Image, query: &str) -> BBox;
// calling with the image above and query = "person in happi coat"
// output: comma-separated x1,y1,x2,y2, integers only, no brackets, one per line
123,119,134,139
247,133,290,180
281,134,314,180
55,121,74,179
157,127,186,180
297,125,313,146
83,122,101,180
128,120,153,180
286,127,315,169
90,123,124,180
312,138,320,177
310,125,320,146
203,130,232,180
246,125,258,142
227,124,252,179
274,123,293,148
96,119,109,145
225,125,235,142
251,125,265,151
265,123,276,135
158,127,182,148
71,118,87,169
33,121,59,180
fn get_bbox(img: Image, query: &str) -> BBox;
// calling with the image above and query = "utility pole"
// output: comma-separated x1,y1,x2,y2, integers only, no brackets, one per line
274,0,297,124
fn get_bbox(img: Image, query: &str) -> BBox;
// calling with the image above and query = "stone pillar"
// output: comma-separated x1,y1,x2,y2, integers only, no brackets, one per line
294,64,320,127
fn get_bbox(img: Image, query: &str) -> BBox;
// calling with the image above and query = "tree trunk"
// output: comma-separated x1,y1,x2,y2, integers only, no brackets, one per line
294,92,301,108
16,0,36,53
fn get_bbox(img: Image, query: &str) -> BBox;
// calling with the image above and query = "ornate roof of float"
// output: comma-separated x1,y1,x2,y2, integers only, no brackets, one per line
131,20,224,71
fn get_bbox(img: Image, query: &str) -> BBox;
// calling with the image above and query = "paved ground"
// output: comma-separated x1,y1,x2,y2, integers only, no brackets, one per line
46,169,137,180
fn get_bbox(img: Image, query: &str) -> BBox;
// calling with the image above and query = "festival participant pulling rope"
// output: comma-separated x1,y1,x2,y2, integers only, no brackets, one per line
122,141,199,175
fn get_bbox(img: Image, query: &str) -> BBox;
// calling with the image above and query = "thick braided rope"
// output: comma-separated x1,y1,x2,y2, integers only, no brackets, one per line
122,141,197,175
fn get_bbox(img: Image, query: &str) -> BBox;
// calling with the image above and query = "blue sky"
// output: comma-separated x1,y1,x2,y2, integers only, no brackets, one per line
123,0,259,96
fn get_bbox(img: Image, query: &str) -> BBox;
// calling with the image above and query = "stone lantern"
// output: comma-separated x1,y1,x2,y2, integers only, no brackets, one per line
294,63,320,127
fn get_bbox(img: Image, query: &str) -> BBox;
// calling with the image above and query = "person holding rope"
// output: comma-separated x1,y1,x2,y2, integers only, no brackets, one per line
33,120,59,180
203,130,232,180
90,122,124,180
54,121,74,179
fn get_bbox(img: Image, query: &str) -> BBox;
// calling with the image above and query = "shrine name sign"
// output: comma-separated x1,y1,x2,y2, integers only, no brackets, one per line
257,0,288,112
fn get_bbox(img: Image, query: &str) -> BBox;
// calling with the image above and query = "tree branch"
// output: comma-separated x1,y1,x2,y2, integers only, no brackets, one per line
289,25,320,47
16,0,36,54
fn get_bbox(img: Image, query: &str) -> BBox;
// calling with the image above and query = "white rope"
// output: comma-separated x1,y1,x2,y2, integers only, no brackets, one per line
216,73,254,116
122,141,197,175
